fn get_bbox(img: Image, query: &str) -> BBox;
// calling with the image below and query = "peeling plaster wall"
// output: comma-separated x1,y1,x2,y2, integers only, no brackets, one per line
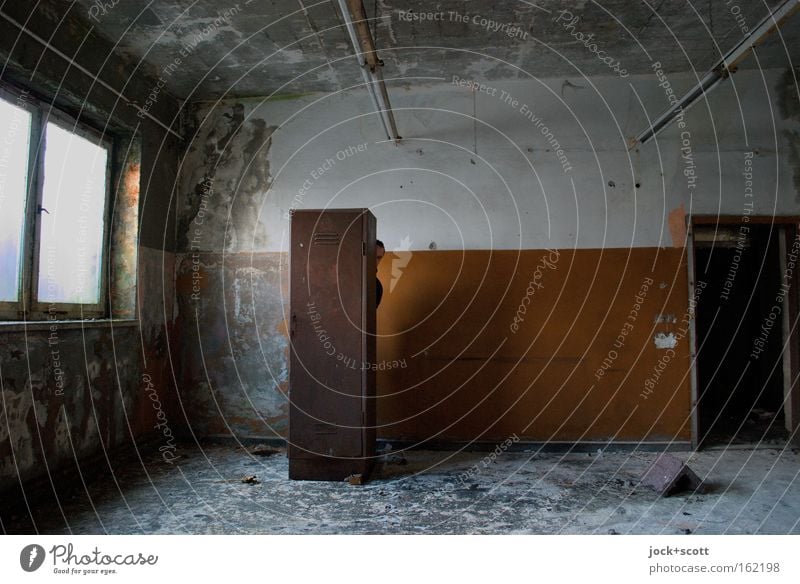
175,66,800,442
65,0,800,99
0,1,181,496
177,103,275,252
175,253,289,439
175,103,288,440
0,327,138,492
0,230,179,498
137,245,181,441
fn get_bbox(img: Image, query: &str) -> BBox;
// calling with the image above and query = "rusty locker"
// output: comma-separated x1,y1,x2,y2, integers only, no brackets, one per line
288,209,377,480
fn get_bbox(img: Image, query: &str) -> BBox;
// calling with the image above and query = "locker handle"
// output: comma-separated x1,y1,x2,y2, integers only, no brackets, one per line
290,313,297,337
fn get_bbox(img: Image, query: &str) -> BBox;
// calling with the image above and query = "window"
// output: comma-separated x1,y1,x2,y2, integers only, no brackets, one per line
0,85,112,320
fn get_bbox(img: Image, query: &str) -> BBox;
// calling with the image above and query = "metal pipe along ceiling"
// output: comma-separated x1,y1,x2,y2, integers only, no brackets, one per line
634,0,800,145
336,0,400,142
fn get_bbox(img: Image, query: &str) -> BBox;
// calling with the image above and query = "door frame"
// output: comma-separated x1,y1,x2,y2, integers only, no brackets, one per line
688,215,800,448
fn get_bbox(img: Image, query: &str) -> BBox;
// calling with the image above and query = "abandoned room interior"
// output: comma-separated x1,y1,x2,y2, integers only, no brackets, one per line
1,0,800,539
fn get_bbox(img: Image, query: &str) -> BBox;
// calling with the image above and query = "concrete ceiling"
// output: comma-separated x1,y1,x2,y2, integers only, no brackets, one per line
72,0,800,100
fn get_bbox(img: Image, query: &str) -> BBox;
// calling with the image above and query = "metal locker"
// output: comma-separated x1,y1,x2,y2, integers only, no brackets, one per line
288,209,377,480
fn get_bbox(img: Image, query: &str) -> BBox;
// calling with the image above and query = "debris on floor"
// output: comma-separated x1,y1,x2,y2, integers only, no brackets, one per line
346,474,364,486
378,443,407,465
241,475,260,485
249,445,283,457
4,444,799,534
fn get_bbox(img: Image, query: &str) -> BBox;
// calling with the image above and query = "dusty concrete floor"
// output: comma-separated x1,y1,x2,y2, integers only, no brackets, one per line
3,442,799,534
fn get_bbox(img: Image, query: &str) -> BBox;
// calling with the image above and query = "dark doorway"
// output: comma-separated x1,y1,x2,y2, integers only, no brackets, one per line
694,224,789,447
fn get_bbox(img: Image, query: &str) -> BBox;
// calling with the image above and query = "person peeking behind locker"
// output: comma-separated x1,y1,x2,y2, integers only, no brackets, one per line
376,239,385,307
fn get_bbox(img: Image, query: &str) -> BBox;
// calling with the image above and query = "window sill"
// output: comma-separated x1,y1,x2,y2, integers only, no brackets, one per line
0,319,139,333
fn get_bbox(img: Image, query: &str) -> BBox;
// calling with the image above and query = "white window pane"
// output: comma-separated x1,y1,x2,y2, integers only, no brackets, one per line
0,97,32,302
38,122,108,305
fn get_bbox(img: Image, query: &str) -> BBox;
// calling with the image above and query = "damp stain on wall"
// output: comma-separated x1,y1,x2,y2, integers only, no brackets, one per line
175,252,289,439
0,327,142,492
178,103,276,252
776,67,800,122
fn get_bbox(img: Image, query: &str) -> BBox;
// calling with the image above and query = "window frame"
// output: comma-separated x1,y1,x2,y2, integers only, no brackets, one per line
0,83,115,321
0,84,38,320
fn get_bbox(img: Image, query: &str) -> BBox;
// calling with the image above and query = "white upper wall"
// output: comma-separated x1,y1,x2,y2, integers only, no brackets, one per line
181,67,800,252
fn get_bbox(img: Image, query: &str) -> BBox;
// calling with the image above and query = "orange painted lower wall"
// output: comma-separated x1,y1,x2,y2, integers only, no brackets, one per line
175,247,692,444
375,248,692,443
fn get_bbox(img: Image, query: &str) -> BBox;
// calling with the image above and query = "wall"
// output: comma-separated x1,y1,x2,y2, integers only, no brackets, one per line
0,1,182,496
176,65,800,444
375,248,689,442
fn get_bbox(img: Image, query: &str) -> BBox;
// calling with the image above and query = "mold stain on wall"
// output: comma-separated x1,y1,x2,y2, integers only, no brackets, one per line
174,101,288,440
178,103,276,252
175,252,290,439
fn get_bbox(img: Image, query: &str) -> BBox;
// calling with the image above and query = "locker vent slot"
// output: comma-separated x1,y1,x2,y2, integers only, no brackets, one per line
313,232,340,245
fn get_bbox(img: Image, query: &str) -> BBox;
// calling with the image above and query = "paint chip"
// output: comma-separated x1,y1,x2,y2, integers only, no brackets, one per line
654,333,677,349
654,314,677,324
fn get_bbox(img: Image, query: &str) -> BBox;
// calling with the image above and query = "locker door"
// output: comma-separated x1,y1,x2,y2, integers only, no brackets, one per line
289,210,366,459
